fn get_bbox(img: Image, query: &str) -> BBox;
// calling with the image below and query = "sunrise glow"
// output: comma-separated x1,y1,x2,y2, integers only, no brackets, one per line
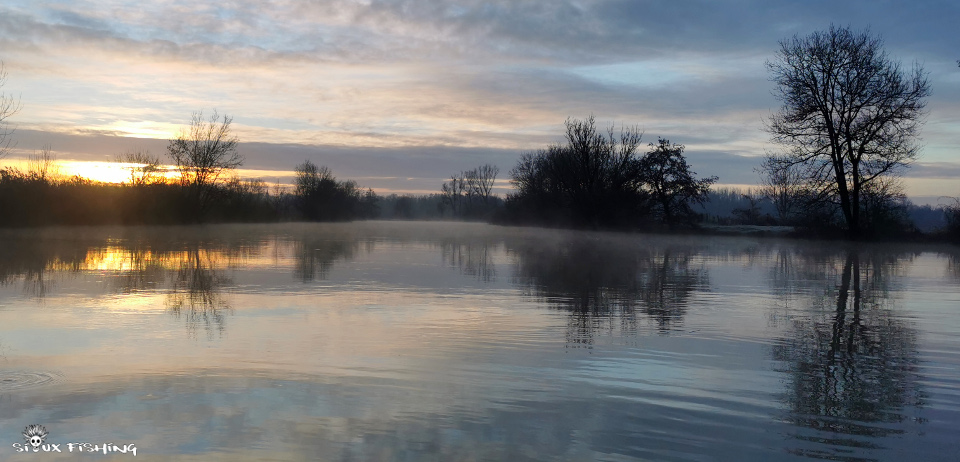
56,161,171,184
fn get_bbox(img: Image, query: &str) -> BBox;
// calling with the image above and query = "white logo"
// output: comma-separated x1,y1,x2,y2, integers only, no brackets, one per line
12,424,137,456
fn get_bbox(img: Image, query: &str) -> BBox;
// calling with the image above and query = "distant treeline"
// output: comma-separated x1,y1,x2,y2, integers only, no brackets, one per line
0,162,386,227
696,188,956,236
2,149,957,240
0,168,276,226
0,112,381,227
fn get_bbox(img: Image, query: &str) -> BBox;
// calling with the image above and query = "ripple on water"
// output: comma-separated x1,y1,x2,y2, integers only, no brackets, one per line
0,370,61,392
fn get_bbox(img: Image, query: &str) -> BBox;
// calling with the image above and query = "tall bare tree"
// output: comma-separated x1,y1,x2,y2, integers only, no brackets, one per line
765,25,929,238
440,174,467,216
168,110,242,189
472,164,499,204
167,110,243,218
440,164,499,218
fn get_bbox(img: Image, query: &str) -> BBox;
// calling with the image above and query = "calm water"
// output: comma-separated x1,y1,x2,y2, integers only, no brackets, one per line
1,221,959,461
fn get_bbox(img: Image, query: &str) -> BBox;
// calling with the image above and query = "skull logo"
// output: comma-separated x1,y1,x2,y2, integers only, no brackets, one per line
22,424,48,451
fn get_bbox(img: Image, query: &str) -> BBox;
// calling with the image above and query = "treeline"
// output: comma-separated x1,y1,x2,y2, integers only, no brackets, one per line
0,161,383,227
0,112,380,227
696,187,959,238
455,115,956,240
0,105,956,240
0,167,276,226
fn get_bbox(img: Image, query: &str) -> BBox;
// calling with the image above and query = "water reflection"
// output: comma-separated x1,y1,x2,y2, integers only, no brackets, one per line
948,252,960,282
772,251,923,460
0,226,370,336
440,238,498,282
86,244,167,293
166,247,232,338
0,233,89,298
1,224,958,461
508,235,708,347
293,235,362,282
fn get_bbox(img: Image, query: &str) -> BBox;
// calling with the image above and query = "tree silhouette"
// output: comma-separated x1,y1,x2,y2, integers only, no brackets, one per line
640,139,716,228
294,160,378,221
765,25,929,238
506,116,646,228
440,164,499,218
167,110,243,220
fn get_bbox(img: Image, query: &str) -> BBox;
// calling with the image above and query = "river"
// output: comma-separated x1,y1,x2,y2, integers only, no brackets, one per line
1,221,958,461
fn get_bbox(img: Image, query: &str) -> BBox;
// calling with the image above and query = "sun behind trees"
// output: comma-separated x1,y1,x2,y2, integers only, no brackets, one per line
503,116,715,229
761,25,930,239
167,110,244,220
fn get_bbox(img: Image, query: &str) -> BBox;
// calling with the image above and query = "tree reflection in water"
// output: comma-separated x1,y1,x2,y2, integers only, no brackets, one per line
293,236,361,283
165,247,232,339
947,252,960,282
440,238,498,282
508,234,707,348
0,226,375,337
772,250,924,459
0,233,91,299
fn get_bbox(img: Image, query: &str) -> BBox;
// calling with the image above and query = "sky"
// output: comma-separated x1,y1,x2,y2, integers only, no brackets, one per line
0,0,957,201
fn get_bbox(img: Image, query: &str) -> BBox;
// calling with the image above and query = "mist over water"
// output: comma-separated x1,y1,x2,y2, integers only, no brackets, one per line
1,222,958,461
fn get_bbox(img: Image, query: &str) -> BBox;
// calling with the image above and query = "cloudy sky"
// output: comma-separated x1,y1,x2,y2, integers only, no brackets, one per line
0,0,957,199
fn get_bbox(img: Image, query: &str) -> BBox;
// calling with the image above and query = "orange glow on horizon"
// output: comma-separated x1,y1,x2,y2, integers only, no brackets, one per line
57,160,178,184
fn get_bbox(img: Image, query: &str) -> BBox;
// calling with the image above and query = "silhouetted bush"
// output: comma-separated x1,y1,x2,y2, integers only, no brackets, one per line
502,116,714,230
503,116,647,228
293,160,379,222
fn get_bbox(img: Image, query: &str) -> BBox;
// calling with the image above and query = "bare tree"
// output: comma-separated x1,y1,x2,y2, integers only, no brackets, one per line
27,145,58,182
0,62,21,159
472,164,499,204
167,110,242,218
116,148,163,185
440,173,467,217
942,198,960,240
167,110,242,189
440,164,500,218
294,161,335,200
757,153,807,223
765,25,929,238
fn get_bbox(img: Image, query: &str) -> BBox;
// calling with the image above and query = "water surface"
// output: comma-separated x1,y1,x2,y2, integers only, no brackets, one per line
1,222,959,461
